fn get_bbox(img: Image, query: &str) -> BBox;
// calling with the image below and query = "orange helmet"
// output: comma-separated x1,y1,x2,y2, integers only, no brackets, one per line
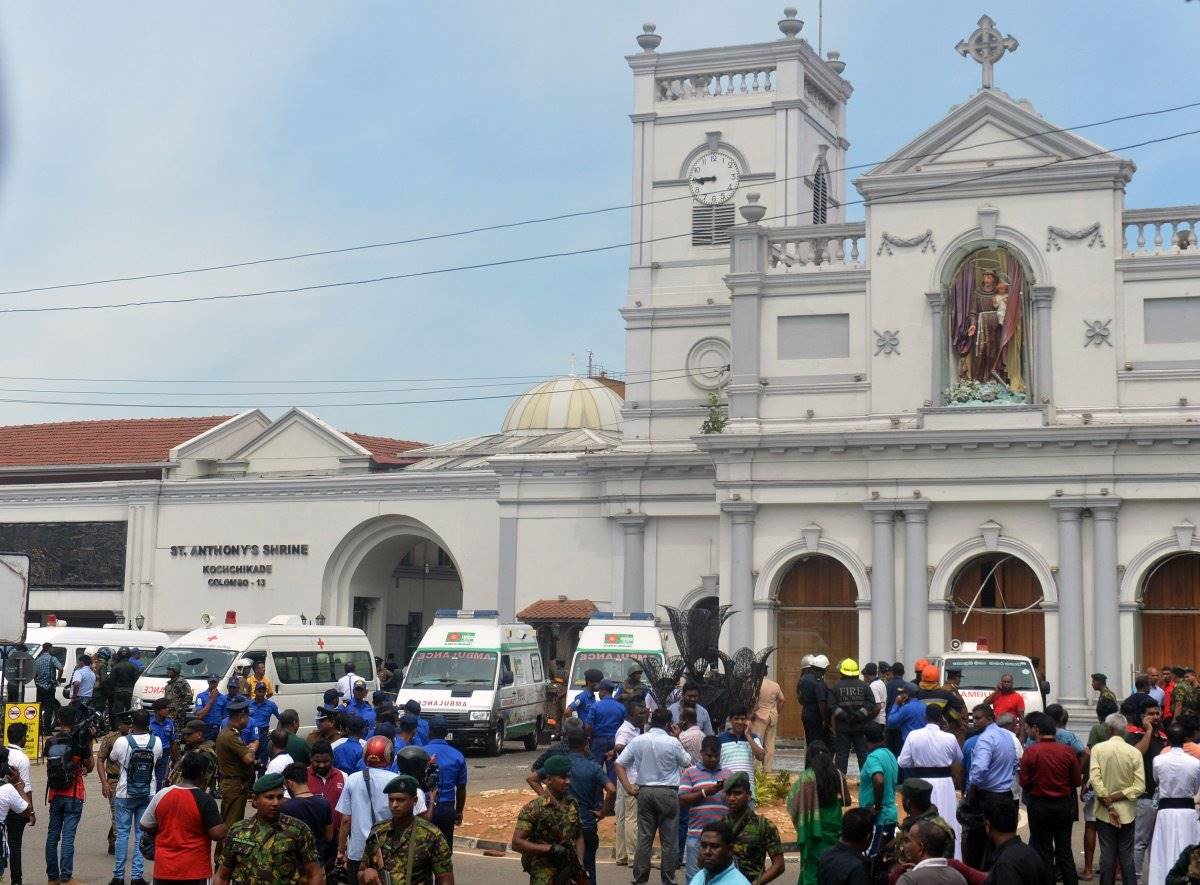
364,735,392,765
922,664,941,683
914,658,929,673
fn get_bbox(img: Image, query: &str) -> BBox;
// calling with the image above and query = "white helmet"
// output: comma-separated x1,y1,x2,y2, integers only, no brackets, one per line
811,654,830,670
801,654,814,668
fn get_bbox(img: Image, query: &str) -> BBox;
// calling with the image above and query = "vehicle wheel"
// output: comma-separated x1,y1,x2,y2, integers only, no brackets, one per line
523,719,541,751
488,721,505,756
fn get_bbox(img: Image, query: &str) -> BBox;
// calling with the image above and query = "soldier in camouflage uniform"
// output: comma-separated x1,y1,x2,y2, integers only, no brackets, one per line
723,772,785,884
96,712,132,854
880,778,956,875
170,718,219,792
359,774,454,885
1167,843,1200,884
163,662,195,742
512,754,587,885
213,771,323,885
1174,670,1200,720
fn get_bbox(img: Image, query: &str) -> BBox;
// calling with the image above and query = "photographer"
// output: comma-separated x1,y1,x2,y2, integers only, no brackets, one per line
0,746,32,882
43,705,95,885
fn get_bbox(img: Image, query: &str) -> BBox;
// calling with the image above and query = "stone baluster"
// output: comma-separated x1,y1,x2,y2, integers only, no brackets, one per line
1154,221,1164,252
849,236,860,263
1135,222,1146,254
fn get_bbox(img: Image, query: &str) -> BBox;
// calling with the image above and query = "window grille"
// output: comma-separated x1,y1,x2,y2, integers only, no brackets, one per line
692,203,736,246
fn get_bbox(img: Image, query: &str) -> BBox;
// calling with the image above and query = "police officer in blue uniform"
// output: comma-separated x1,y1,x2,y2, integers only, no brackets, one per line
402,699,430,744
423,715,468,845
194,673,228,741
570,668,604,723
341,678,377,735
585,680,626,773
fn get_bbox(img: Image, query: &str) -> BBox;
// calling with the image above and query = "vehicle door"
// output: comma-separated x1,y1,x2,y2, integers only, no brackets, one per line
499,653,519,721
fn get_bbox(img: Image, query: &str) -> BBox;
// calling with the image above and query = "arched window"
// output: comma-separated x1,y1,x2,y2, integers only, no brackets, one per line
811,156,829,225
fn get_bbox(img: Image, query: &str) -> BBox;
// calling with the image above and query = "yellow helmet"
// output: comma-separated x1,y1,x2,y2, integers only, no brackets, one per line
839,658,860,677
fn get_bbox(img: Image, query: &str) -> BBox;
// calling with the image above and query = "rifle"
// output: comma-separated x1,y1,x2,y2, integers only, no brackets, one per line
550,841,587,885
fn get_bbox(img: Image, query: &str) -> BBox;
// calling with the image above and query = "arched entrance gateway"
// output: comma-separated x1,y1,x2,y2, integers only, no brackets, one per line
949,554,1045,663
1139,553,1200,667
323,516,463,664
775,555,858,740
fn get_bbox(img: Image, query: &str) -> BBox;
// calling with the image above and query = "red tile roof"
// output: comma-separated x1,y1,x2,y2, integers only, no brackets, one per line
0,416,233,467
518,598,598,622
0,417,427,470
343,431,427,466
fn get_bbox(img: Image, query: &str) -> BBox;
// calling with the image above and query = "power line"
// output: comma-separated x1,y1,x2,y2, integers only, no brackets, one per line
1,98,1197,299
0,368,705,410
0,367,644,384
2,125,1195,317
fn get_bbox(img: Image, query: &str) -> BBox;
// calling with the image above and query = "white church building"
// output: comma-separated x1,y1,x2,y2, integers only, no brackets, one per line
3,12,1200,738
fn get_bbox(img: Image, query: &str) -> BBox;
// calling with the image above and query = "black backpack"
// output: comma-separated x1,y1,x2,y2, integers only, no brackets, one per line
45,734,77,791
124,734,158,798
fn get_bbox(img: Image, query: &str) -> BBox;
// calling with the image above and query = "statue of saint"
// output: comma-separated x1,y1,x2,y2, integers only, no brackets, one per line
950,249,1025,393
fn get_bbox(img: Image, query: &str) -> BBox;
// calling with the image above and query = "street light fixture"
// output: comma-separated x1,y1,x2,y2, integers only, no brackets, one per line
134,613,145,630
315,612,326,626
300,613,308,625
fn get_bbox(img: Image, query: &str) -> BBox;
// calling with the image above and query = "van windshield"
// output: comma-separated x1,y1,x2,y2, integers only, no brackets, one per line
144,647,237,680
571,651,663,689
404,651,498,688
943,658,1039,691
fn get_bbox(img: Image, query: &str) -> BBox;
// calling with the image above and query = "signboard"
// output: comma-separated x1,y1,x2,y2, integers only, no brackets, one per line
4,703,39,759
603,632,634,648
445,631,475,645
0,555,30,645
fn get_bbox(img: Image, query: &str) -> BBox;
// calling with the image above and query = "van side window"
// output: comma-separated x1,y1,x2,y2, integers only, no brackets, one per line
511,655,526,684
531,655,543,683
500,654,514,686
273,650,372,685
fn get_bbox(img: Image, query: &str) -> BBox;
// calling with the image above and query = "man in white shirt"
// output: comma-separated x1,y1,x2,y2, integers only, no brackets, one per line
864,663,888,726
336,663,359,703
615,707,693,885
109,708,163,885
613,701,646,867
4,723,33,885
265,728,294,775
898,705,964,860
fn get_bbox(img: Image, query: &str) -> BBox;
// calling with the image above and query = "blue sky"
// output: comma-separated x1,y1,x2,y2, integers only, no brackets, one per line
0,2,1194,444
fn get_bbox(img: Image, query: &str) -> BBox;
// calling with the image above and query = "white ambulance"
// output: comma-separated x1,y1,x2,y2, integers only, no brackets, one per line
565,612,667,710
397,610,546,756
928,640,1046,714
133,613,376,730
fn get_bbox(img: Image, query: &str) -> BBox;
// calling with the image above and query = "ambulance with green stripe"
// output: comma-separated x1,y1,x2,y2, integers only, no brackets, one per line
566,612,667,709
398,609,547,756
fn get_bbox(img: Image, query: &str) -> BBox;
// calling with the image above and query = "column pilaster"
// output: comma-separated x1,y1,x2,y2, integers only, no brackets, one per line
723,502,758,650
925,292,946,405
497,516,518,622
1050,499,1086,704
1091,498,1123,696
864,503,898,662
616,514,649,613
1032,285,1056,406
901,502,931,663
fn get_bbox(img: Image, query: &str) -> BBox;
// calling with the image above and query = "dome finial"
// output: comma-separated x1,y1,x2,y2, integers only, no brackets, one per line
636,22,662,53
779,8,803,39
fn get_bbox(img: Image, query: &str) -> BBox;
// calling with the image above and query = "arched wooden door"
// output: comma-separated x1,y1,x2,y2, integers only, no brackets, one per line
776,555,858,740
1140,553,1200,667
950,554,1045,662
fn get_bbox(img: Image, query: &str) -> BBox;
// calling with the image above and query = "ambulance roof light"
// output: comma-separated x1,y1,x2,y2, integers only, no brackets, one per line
591,612,654,621
434,609,500,620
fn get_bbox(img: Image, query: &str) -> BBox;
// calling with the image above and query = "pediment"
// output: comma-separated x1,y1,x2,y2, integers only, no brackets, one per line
169,410,272,462
228,408,371,466
855,89,1134,199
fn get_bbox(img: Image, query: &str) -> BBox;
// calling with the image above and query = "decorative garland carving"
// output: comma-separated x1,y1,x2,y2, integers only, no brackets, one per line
876,229,935,256
1083,319,1113,348
873,329,900,355
1046,223,1104,251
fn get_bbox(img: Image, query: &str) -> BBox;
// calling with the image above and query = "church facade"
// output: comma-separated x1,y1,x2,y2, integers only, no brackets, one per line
3,13,1199,737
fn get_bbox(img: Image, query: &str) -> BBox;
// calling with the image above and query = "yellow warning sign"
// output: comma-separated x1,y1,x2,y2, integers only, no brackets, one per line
4,703,40,759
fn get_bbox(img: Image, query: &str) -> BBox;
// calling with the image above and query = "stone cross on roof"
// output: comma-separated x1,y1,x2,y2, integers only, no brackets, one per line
955,14,1018,90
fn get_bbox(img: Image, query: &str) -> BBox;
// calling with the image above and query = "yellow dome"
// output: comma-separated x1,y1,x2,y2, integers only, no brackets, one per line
501,376,624,434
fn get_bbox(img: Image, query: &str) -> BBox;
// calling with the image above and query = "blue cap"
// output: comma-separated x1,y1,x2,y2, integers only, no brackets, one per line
323,688,342,704
206,673,220,682
226,698,249,712
429,714,449,729
400,713,419,729
600,679,618,692
372,690,388,702
227,676,240,687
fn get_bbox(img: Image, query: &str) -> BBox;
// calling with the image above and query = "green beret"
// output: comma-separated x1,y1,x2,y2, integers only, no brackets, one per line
384,774,420,795
724,771,751,792
251,772,284,794
901,777,933,799
543,754,572,777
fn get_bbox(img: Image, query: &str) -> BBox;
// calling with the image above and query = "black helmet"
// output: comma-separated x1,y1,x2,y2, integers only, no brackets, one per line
117,646,130,659
395,745,430,779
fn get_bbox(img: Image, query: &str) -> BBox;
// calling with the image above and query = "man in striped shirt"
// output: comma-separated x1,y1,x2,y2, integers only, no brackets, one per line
679,736,731,883
718,705,766,799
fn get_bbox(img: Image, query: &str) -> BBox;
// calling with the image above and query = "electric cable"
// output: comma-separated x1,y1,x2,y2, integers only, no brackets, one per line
1,99,1196,298
1,125,1194,316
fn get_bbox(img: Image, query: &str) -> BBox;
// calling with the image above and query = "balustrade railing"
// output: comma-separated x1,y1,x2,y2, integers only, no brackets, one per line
656,68,775,102
1122,206,1200,256
767,223,866,271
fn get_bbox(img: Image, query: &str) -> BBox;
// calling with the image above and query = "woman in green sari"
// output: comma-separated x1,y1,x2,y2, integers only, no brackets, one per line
788,740,850,885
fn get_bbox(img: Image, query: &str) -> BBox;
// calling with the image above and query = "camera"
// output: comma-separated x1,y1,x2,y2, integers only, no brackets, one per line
70,703,107,751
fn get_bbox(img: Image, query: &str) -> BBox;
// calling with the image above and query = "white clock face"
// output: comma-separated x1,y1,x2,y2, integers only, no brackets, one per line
688,151,741,206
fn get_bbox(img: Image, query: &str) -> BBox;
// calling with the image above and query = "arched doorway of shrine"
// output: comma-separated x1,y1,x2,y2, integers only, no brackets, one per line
1139,552,1200,669
949,553,1046,664
775,554,858,740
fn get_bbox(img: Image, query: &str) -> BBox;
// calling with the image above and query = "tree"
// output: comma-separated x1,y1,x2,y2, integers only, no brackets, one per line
700,391,728,434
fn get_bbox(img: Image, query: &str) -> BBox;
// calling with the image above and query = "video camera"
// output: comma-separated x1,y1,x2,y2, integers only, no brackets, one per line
69,703,108,751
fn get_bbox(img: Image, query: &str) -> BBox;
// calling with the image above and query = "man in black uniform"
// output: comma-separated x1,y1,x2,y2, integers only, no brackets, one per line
107,647,138,728
828,658,878,775
796,654,832,752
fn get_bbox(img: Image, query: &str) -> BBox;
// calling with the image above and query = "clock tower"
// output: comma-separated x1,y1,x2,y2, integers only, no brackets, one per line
621,10,853,445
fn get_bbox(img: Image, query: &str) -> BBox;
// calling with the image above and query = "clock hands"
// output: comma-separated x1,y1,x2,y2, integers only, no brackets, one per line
691,176,717,185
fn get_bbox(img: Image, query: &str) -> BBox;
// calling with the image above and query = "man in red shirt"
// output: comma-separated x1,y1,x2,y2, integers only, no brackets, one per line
1019,711,1081,885
45,705,95,885
984,673,1025,720
140,751,227,883
306,740,346,831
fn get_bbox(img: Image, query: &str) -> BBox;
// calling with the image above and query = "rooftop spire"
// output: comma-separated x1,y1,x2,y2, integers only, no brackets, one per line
955,14,1018,90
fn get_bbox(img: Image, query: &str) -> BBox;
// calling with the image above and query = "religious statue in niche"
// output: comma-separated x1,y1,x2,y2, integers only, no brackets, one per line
944,246,1028,405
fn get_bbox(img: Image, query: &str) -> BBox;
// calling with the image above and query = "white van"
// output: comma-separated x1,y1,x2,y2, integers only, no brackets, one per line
133,614,376,731
565,612,666,710
397,609,546,756
24,624,171,700
928,644,1046,714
